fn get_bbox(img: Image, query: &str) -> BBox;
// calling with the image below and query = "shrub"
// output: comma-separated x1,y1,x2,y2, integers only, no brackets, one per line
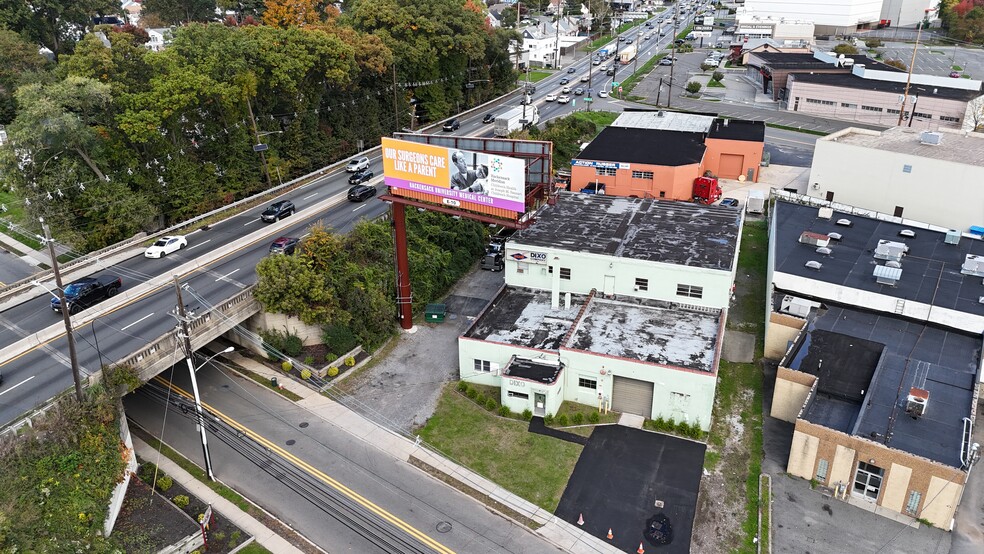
865,38,883,48
572,412,584,425
281,360,292,372
457,381,469,393
156,475,173,493
700,63,716,72
689,421,703,438
466,387,478,399
476,393,487,406
832,42,858,55
522,409,533,421
498,406,511,417
322,324,358,354
260,328,303,357
344,356,356,367
685,81,702,94
653,416,666,430
676,420,692,436
304,356,315,365
588,411,599,424
543,413,555,425
712,71,724,82
485,398,497,411
173,495,190,508
884,58,907,71
229,530,242,547
283,334,303,357
327,366,339,377
138,462,158,482
556,414,569,426
212,531,226,541
300,368,312,380
325,353,338,363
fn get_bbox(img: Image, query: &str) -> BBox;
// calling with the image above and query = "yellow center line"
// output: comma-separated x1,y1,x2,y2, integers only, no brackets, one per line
151,376,455,554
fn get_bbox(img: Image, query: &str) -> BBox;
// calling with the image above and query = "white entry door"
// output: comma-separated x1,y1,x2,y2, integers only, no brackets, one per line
604,275,615,296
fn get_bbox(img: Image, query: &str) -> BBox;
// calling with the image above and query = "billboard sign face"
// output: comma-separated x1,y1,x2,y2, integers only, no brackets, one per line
382,137,526,212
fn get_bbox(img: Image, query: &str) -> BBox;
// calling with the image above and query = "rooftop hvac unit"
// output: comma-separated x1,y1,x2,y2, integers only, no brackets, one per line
920,131,942,146
899,229,916,238
886,260,901,268
945,229,961,245
818,207,833,219
873,264,902,285
961,254,984,277
874,239,908,262
816,247,832,255
828,232,843,241
779,295,819,318
799,231,830,247
836,218,853,227
805,260,823,270
905,387,930,418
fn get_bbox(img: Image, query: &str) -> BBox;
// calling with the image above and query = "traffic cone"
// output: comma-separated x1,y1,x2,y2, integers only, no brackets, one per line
577,513,584,526
607,528,613,540
637,543,645,554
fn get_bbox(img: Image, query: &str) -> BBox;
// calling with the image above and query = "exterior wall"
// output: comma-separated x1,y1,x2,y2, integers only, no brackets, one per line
880,0,936,27
765,312,806,360
790,418,967,528
742,0,882,28
569,161,700,200
703,136,763,181
458,336,545,387
247,312,322,346
786,78,971,130
504,246,735,310
807,133,984,232
501,369,565,416
771,366,816,422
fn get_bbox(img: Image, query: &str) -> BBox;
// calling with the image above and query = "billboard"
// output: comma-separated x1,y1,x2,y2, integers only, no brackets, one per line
382,137,527,213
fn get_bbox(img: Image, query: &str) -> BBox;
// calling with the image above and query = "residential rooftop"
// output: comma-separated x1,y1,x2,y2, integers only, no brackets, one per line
576,127,707,166
822,127,984,166
783,304,979,468
513,193,740,271
789,72,983,102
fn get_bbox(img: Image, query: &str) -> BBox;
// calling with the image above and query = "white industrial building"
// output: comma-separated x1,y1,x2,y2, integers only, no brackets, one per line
457,194,742,429
880,0,938,28
806,127,984,233
739,0,882,35
735,14,814,45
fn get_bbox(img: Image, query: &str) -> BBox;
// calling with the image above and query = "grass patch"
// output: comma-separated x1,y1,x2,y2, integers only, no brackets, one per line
759,476,771,552
729,220,767,340
952,64,963,71
0,220,43,250
527,70,552,83
676,25,694,41
570,110,620,129
620,51,666,94
237,543,273,554
418,384,583,511
223,358,304,401
706,79,725,88
704,450,721,470
764,123,828,136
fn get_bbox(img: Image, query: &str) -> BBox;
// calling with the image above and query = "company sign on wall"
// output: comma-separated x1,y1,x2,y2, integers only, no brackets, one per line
382,137,526,212
571,159,631,170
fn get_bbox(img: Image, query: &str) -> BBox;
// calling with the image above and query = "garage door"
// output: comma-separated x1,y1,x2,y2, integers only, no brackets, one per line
719,154,744,179
612,376,655,417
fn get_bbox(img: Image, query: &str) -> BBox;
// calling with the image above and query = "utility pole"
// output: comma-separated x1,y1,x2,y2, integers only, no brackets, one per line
667,2,680,109
391,64,400,130
173,276,216,481
245,96,274,189
898,9,931,126
42,219,83,403
554,2,562,69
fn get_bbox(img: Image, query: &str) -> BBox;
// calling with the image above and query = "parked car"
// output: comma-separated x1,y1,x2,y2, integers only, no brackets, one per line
567,67,577,74
348,169,374,185
557,95,571,104
261,200,295,222
573,87,584,95
51,275,122,314
720,198,740,208
442,118,460,131
659,57,673,66
347,184,376,202
950,71,961,78
482,113,495,124
345,156,369,172
545,93,558,102
675,38,685,45
144,235,187,258
580,182,606,195
559,77,571,85
269,236,300,255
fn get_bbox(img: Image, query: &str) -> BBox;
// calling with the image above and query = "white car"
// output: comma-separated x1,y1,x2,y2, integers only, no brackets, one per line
545,93,558,102
562,86,572,93
346,156,369,172
557,95,571,104
598,90,609,98
144,235,187,258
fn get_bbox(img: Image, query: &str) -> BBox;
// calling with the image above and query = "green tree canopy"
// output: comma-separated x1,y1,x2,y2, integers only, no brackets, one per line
0,0,119,58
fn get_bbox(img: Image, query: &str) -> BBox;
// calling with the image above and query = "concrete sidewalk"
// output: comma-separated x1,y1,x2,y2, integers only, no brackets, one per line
221,351,624,554
132,435,310,554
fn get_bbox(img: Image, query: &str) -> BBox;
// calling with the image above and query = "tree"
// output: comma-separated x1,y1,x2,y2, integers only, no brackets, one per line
263,0,338,27
254,253,343,324
141,0,218,25
0,29,51,124
832,42,859,55
686,81,702,94
883,58,908,71
0,0,119,59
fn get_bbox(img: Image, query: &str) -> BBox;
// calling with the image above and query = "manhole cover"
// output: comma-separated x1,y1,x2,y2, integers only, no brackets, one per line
299,422,309,428
222,384,230,389
436,521,452,533
286,439,296,446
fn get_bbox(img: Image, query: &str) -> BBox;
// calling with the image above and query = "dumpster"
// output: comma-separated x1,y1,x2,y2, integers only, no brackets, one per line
425,303,447,323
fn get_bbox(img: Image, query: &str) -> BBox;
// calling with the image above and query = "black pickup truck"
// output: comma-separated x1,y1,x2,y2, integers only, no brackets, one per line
51,275,123,314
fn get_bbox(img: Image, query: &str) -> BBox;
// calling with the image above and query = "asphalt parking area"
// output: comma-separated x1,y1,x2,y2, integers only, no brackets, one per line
555,426,705,554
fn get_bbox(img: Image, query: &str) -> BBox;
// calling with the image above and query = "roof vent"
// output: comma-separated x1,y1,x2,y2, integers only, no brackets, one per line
836,218,853,227
816,247,832,255
874,264,902,285
805,260,823,270
945,229,961,245
827,232,843,241
874,239,908,262
818,207,833,219
886,260,901,269
799,231,830,247
920,131,942,145
905,387,929,418
961,254,984,277
979,296,984,304
899,229,916,238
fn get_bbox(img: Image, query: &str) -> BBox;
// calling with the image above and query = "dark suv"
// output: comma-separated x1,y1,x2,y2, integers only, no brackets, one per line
348,169,374,185
260,200,295,222
348,184,376,202
269,237,300,255
442,118,460,132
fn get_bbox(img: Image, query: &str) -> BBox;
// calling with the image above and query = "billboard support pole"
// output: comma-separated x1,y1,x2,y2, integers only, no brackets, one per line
392,202,415,330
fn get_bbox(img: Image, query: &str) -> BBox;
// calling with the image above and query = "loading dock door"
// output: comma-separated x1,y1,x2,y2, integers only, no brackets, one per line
719,154,744,179
612,376,655,417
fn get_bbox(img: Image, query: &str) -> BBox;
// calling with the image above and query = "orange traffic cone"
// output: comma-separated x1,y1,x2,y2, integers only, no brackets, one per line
637,543,645,554
577,513,584,526
607,528,613,540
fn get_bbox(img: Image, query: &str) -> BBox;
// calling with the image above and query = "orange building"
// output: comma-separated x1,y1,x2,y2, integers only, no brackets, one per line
570,112,765,199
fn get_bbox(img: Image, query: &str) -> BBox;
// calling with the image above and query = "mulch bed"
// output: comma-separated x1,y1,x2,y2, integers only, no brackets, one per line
111,476,198,553
251,346,371,385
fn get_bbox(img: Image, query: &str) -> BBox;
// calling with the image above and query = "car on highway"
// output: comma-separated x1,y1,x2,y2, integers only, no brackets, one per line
545,93,558,102
626,38,633,44
573,87,584,95
618,36,626,42
720,198,740,208
606,68,616,76
346,156,370,172
442,118,460,131
562,85,572,93
557,95,571,104
51,275,122,314
347,184,376,202
659,57,673,66
269,236,300,255
598,90,609,98
348,168,374,185
567,67,577,74
593,59,600,65
580,75,590,82
144,235,187,258
559,77,570,85
261,200,295,222
482,113,495,124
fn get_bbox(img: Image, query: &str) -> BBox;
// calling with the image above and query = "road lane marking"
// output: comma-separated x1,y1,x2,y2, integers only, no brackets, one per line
121,313,155,331
0,376,35,396
352,204,367,212
214,268,240,283
152,377,455,554
243,219,259,227
303,193,318,200
186,239,211,251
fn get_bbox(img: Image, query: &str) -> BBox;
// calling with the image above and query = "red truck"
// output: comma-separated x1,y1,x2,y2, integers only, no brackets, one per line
692,176,722,204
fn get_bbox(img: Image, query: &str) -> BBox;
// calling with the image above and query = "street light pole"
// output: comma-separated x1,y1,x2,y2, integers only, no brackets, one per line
245,96,274,189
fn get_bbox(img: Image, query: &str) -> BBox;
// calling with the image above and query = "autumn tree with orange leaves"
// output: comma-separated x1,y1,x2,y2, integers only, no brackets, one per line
262,0,339,28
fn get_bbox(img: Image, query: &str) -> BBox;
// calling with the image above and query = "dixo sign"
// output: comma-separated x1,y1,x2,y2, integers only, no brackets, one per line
509,250,548,264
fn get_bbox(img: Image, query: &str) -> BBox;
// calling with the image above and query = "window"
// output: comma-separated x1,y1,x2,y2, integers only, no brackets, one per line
676,284,703,299
886,108,900,115
595,167,617,176
635,277,649,291
861,105,883,112
659,191,666,198
578,377,597,389
840,103,857,108
559,267,571,280
913,111,932,119
940,115,960,123
508,390,529,399
805,98,835,106
905,490,921,515
816,459,829,482
517,262,528,274
631,170,654,179
474,359,491,373
903,164,912,174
